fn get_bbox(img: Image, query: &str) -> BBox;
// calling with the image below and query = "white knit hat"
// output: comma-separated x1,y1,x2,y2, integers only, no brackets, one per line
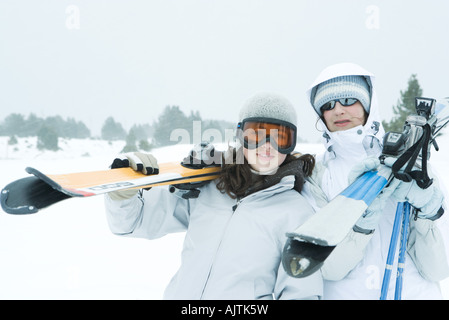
239,92,297,127
311,75,371,116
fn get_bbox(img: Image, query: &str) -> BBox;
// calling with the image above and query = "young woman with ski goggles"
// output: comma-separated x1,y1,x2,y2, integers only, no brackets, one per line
237,117,297,155
104,92,322,300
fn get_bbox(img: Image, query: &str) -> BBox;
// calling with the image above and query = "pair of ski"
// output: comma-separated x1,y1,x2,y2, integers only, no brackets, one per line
284,97,449,280
2,98,448,286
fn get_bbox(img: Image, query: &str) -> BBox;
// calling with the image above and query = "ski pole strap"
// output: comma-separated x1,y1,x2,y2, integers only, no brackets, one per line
391,124,433,189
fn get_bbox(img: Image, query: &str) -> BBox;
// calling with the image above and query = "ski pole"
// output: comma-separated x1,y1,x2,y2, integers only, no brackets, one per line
394,202,411,300
380,201,404,300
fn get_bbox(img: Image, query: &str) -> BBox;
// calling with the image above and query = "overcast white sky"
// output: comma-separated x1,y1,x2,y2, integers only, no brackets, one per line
1,0,448,142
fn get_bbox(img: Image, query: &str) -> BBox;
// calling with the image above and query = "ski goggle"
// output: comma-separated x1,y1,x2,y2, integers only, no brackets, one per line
237,118,297,154
320,98,359,112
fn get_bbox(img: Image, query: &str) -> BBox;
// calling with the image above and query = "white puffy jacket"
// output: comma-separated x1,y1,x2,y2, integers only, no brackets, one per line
302,62,449,299
105,175,323,300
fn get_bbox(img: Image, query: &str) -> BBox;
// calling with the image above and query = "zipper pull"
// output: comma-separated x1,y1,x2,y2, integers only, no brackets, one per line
232,199,242,212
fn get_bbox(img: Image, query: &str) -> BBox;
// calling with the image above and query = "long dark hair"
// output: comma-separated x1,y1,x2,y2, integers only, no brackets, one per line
216,147,315,199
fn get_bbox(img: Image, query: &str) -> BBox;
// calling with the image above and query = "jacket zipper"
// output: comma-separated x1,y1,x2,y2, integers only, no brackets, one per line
198,184,289,298
199,199,242,299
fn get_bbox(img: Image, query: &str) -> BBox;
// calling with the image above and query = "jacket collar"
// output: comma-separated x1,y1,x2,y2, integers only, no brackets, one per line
244,158,307,198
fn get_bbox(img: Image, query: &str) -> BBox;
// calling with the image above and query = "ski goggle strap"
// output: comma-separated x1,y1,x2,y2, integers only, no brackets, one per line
320,98,359,112
237,117,297,154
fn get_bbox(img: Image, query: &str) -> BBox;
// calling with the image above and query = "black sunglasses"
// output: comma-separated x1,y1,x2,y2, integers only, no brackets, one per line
320,98,359,112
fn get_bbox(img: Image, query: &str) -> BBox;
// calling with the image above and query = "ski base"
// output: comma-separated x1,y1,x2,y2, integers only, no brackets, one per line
282,169,389,278
282,237,335,278
1,177,71,214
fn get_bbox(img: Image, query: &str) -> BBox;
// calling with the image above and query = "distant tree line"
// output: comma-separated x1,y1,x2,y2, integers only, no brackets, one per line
0,113,91,151
1,75,438,151
152,105,234,147
0,106,235,151
0,113,90,139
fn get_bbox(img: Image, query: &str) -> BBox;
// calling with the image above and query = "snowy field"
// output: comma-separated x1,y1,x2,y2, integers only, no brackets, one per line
0,136,448,300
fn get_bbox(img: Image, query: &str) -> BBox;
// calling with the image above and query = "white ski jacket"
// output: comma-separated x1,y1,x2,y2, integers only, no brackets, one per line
302,62,449,299
105,175,323,300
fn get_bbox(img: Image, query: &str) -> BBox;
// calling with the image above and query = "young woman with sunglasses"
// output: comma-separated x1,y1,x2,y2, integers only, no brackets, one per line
302,62,449,299
104,93,323,300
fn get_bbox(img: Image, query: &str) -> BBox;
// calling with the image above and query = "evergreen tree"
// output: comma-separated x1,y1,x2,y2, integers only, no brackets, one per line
121,129,138,153
64,117,91,139
101,117,127,141
130,123,153,141
383,74,423,133
8,135,18,145
153,106,191,146
138,139,153,152
44,115,64,136
37,125,59,151
2,113,26,137
23,113,43,136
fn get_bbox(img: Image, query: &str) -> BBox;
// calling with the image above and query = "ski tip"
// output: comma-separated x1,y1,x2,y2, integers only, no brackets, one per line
1,189,39,214
282,237,335,278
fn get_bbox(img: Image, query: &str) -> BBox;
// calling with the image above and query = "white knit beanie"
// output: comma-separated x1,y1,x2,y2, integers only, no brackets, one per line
312,75,371,116
239,92,297,127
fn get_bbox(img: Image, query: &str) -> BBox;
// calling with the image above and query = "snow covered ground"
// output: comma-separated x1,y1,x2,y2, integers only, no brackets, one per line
0,135,448,299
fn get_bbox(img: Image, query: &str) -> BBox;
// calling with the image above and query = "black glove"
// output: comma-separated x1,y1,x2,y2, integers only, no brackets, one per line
171,142,221,199
181,142,222,169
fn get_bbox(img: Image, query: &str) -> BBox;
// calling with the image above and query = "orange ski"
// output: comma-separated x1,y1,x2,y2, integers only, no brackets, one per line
1,163,221,214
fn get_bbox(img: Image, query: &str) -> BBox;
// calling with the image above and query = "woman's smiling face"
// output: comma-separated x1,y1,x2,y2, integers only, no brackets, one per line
243,142,286,174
